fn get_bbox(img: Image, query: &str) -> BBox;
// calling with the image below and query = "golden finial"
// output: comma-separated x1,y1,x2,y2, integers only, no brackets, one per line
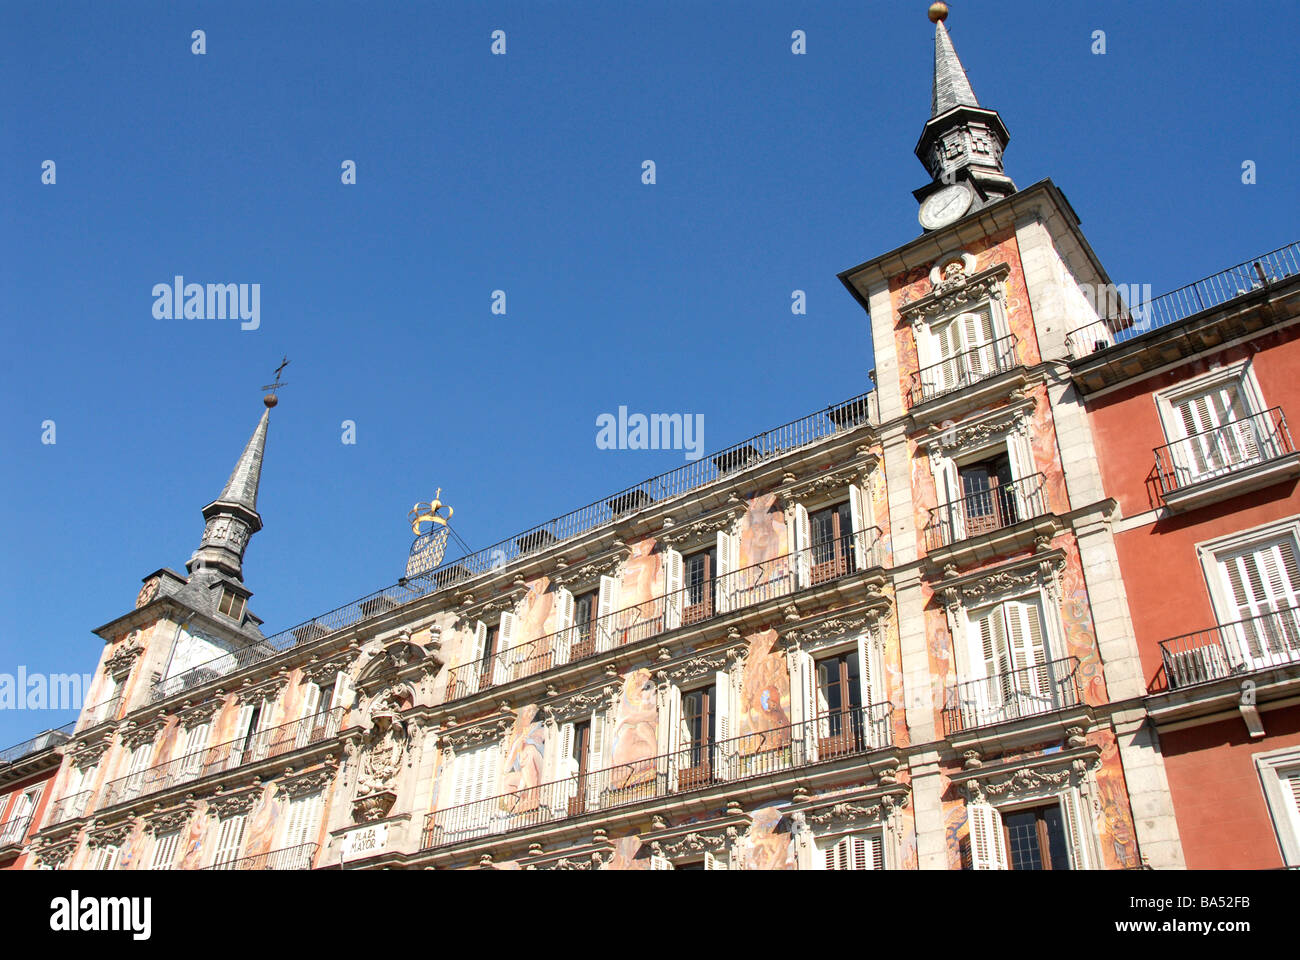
409,488,454,535
929,2,949,23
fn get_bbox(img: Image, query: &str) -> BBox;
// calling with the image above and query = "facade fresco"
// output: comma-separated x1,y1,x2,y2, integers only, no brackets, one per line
737,628,791,743
607,669,659,787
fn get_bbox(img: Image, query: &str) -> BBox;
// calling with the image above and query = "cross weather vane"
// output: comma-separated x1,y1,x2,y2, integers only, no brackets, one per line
261,357,289,407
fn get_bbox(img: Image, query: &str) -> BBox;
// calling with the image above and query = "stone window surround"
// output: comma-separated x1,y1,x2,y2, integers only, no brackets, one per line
1254,745,1300,867
1193,513,1300,632
901,260,1013,370
638,802,752,869
788,783,911,870
1152,357,1266,449
917,394,1038,504
937,548,1069,692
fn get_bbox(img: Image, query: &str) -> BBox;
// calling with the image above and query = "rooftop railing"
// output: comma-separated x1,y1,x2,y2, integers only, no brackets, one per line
445,528,884,702
943,657,1082,735
1158,607,1300,691
204,842,318,871
423,702,893,850
909,334,1019,407
924,473,1047,552
1065,241,1300,357
0,721,74,765
1154,407,1294,497
151,389,877,703
98,708,342,810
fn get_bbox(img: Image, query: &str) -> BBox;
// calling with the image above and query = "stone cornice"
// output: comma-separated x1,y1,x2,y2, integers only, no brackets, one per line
104,642,146,679
275,758,339,799
549,542,634,588
119,715,168,751
915,391,1036,455
86,819,136,848
142,798,199,835
639,803,752,863
778,597,893,651
176,696,226,730
949,743,1102,804
301,646,363,689
656,507,745,549
520,830,617,871
779,457,878,507
652,641,746,689
234,671,291,705
540,682,622,726
786,783,912,831
206,783,263,819
436,713,515,752
936,545,1067,611
69,730,115,768
899,262,1012,327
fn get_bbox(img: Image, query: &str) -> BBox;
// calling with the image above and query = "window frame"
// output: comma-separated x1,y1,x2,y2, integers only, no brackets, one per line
1255,746,1300,867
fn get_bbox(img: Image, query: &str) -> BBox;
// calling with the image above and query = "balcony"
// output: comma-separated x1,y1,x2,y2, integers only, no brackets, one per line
45,790,93,827
924,473,1050,561
423,702,893,851
204,842,318,871
150,388,878,705
909,334,1020,409
98,708,342,810
445,529,885,702
1154,407,1300,512
0,722,74,766
1159,607,1300,691
943,657,1084,745
76,694,123,733
0,815,33,850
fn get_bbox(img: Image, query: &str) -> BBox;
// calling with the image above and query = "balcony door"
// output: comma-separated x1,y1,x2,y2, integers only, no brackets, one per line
683,547,717,625
1217,536,1300,670
931,309,996,396
678,685,716,789
958,453,1016,537
809,502,855,585
965,597,1054,727
813,650,866,759
1168,380,1259,484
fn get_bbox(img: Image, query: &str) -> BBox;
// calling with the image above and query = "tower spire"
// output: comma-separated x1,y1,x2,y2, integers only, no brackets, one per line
187,403,270,583
914,3,1016,227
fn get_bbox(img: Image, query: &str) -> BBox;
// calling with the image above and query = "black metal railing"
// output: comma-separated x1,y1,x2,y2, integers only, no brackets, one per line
152,390,878,703
0,722,74,765
1066,241,1300,356
943,657,1082,735
0,815,33,848
76,694,123,732
45,790,93,826
99,708,342,809
423,702,893,849
1159,607,1300,691
925,473,1047,551
909,334,1019,407
445,529,884,701
1154,407,1294,496
204,842,319,871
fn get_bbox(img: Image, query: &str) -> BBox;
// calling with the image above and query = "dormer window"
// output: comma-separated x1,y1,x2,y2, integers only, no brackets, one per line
218,587,246,622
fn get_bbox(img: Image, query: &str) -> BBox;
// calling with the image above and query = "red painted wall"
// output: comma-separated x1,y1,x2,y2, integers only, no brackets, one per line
0,765,59,870
1159,706,1300,869
1087,331,1300,684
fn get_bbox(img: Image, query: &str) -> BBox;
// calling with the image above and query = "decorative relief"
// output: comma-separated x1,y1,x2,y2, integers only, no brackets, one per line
438,717,511,752
207,786,261,819
70,732,114,769
901,263,1011,326
804,791,909,828
962,758,1099,805
143,800,197,835
939,551,1067,612
550,548,630,587
86,821,134,849
105,642,145,679
177,697,225,730
279,759,338,800
119,716,166,751
235,673,289,705
653,645,744,689
302,649,361,689
657,510,742,548
32,838,77,869
351,690,409,823
541,684,620,726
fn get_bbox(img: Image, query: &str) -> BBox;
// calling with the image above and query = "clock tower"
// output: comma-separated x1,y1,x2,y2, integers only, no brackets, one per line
914,3,1017,231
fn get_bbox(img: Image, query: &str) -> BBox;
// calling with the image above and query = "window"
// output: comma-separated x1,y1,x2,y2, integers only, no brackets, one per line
218,587,247,622
450,742,502,810
919,306,1002,401
178,722,211,779
233,700,268,765
555,718,601,816
572,589,599,660
284,790,325,859
1213,533,1300,671
813,651,866,758
469,614,515,688
809,503,855,584
1256,750,1300,867
150,830,181,870
123,742,155,801
93,844,121,871
961,596,1059,727
679,684,717,789
968,794,1090,870
210,814,247,869
683,547,717,624
957,452,1018,534
817,832,885,871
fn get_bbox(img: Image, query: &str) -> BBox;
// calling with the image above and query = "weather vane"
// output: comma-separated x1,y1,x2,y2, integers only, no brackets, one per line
261,357,290,408
406,489,453,577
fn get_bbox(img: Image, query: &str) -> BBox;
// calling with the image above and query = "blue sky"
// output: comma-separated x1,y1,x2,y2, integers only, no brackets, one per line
1,0,1295,745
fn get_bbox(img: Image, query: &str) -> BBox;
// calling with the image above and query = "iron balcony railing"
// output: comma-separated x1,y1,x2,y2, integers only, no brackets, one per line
99,708,342,810
943,657,1082,735
151,390,877,703
0,721,74,765
1159,606,1300,691
1154,407,1294,497
423,702,892,850
77,694,123,732
925,473,1047,551
1066,241,1300,356
204,842,318,871
0,815,33,848
909,334,1019,407
445,529,884,702
45,790,93,826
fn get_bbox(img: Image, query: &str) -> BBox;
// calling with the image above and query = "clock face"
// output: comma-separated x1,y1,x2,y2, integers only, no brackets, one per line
919,183,974,230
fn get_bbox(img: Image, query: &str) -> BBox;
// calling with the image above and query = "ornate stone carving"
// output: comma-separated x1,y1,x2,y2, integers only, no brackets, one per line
143,799,198,835
177,697,225,730
32,838,77,869
86,821,135,848
351,693,409,823
207,786,261,819
279,760,338,800
235,673,289,705
654,648,738,689
542,685,617,726
900,263,1012,325
119,716,166,751
69,732,114,769
657,509,743,548
549,550,629,587
105,642,145,679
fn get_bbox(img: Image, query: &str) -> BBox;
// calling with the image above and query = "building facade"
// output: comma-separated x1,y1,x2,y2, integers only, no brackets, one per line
0,724,72,870
9,7,1297,871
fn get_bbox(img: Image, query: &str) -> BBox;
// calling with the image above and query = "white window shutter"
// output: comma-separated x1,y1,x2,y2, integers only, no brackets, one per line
1060,789,1091,870
471,620,489,663
704,850,727,870
332,670,355,711
792,504,811,587
556,722,577,780
150,830,181,870
716,531,734,613
1006,599,1050,699
97,844,121,871
803,651,820,763
849,482,870,569
555,587,576,667
714,670,732,747
213,814,246,868
663,550,684,630
596,575,618,650
968,802,1007,870
286,790,324,850
179,722,210,777
650,854,672,870
301,682,322,720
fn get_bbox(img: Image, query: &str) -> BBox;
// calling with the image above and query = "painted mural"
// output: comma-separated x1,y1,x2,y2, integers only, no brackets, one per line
737,629,791,748
739,803,794,870
606,669,658,789
500,704,547,812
